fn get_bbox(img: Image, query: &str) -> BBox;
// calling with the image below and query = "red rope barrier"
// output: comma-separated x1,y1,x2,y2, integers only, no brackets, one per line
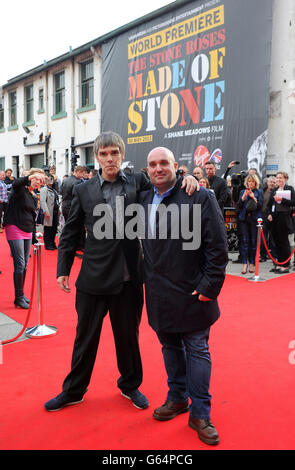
1,250,37,346
260,227,295,265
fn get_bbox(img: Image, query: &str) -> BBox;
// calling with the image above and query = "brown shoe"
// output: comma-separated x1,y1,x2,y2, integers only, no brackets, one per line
153,400,189,421
189,417,220,445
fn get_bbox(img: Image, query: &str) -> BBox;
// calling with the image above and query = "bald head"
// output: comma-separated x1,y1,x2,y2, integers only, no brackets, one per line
147,146,178,194
147,147,175,164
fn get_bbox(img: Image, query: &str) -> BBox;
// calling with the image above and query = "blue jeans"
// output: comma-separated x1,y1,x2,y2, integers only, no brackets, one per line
240,218,257,264
8,238,32,273
156,327,212,419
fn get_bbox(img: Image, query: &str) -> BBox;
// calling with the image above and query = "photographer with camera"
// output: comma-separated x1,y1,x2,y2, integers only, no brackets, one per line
230,170,248,205
223,160,239,181
237,174,263,274
222,161,240,208
178,165,188,175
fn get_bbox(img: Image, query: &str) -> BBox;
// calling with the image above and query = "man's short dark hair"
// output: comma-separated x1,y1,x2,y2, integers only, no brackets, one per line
74,165,87,172
93,131,125,156
205,161,216,167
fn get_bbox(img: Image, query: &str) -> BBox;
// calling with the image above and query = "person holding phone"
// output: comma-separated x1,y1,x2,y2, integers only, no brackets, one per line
237,174,263,274
3,168,46,308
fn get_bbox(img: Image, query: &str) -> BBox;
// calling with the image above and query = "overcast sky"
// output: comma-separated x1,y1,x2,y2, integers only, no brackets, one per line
0,0,174,85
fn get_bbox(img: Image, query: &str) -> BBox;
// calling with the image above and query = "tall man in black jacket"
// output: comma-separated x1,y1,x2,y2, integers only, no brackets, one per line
60,165,87,256
205,161,229,212
139,147,228,445
44,132,197,412
60,165,85,221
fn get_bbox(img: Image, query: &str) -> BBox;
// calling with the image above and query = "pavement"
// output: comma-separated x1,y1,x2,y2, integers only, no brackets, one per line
1,252,294,345
0,311,27,344
226,251,295,280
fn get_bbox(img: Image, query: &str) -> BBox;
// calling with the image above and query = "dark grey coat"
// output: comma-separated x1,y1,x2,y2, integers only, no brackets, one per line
139,180,228,333
57,172,151,295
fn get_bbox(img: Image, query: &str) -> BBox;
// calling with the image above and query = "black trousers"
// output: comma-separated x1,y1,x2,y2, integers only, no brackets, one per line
62,282,143,398
271,213,291,267
260,219,277,259
43,211,59,248
0,201,7,226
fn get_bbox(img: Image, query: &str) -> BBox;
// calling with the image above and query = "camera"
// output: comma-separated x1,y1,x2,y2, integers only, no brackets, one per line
71,152,80,171
231,170,247,203
231,170,246,187
42,165,50,177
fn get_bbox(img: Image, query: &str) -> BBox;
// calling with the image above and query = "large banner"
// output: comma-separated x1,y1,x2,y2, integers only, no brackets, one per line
102,0,272,177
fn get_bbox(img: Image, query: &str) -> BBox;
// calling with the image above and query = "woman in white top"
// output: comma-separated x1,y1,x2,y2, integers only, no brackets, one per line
267,171,295,273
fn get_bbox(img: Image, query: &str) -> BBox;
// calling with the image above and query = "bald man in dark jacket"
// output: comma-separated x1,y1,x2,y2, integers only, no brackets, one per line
139,147,228,445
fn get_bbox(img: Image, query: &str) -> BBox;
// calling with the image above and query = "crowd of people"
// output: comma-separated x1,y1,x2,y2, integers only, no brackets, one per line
1,159,295,302
0,142,294,446
192,161,295,275
1,159,295,293
0,165,97,308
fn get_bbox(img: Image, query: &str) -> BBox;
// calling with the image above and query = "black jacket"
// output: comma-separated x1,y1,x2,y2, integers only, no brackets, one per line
4,176,14,192
3,176,38,233
208,175,229,211
139,180,228,333
61,175,83,213
57,172,151,295
267,184,295,215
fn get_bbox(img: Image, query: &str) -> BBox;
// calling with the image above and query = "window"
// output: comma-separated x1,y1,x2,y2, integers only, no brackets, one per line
81,60,94,107
55,71,65,114
85,146,94,165
0,103,4,129
9,91,17,127
39,88,44,112
25,84,34,122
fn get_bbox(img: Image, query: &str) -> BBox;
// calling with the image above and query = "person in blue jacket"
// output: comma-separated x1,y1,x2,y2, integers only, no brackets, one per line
237,174,263,274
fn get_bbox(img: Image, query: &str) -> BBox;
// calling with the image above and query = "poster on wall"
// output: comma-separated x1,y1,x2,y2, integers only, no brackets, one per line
102,0,272,177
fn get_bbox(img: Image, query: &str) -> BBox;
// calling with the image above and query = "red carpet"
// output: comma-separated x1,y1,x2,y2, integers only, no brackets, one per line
0,233,295,451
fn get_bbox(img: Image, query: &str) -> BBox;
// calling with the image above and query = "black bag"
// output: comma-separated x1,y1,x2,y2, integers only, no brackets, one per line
246,198,257,212
36,207,44,224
